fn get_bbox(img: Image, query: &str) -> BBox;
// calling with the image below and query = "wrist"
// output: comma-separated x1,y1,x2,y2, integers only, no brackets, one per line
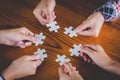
104,60,120,75
96,12,105,22
0,30,5,44
0,74,5,80
2,70,15,80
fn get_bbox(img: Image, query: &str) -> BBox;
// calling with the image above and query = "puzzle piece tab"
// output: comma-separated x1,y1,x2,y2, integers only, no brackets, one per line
33,32,46,46
46,21,60,32
64,26,78,38
55,55,70,66
69,44,82,56
34,48,47,61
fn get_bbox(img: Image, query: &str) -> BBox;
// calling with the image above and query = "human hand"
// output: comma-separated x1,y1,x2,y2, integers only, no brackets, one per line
2,55,42,80
80,44,114,70
0,27,37,48
59,63,84,80
33,0,56,25
75,12,104,37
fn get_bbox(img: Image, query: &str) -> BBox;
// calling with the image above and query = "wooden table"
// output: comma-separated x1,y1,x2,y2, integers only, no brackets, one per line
0,0,120,80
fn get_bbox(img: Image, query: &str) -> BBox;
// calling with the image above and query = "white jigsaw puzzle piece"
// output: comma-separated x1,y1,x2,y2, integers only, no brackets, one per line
34,48,47,61
55,55,70,66
46,21,60,32
34,32,46,46
69,44,82,56
64,26,78,38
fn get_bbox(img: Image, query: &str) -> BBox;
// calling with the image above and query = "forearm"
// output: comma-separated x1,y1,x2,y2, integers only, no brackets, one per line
41,0,55,3
95,0,120,22
106,60,120,76
2,70,15,80
0,30,5,44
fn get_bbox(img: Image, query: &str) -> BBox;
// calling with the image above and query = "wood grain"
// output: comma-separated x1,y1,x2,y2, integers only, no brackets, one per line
0,0,120,80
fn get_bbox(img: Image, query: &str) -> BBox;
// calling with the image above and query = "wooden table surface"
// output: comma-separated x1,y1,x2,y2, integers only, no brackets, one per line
0,0,120,80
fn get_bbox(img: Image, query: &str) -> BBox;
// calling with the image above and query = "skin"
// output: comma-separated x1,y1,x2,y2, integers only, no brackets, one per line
74,12,104,37
33,0,104,37
0,27,38,48
59,63,84,80
80,44,120,76
0,27,42,80
33,0,56,25
2,55,42,80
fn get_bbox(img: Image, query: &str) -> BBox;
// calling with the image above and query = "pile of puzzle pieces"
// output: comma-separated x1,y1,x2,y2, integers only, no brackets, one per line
33,21,82,66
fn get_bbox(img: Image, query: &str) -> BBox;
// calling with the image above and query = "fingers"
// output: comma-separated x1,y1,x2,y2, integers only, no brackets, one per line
64,63,75,75
80,45,96,59
81,53,93,63
21,34,36,42
46,9,52,21
19,27,37,42
33,10,49,25
46,10,56,22
58,67,67,78
20,27,34,36
33,60,42,67
75,21,90,34
82,44,98,51
33,8,56,25
74,20,99,37
75,24,96,37
26,54,41,61
74,21,89,34
16,41,32,48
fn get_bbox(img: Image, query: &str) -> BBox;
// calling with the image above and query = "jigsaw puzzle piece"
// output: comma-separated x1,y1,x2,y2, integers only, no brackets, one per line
34,48,47,61
64,26,78,38
55,55,70,66
33,32,46,46
69,44,82,56
46,21,60,32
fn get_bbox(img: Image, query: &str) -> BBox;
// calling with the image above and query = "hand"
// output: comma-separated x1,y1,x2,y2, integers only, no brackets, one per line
2,55,42,80
0,27,37,48
59,63,84,80
33,0,56,25
80,44,120,75
75,12,104,37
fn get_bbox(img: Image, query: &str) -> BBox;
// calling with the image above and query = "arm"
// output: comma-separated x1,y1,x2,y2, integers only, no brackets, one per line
2,55,41,80
0,27,37,48
33,0,56,25
80,44,120,76
95,0,120,22
58,63,84,80
75,0,120,37
106,60,120,75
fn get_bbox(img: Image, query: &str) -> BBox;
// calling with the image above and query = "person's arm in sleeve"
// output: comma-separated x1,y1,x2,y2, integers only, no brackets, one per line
75,0,120,37
95,0,120,22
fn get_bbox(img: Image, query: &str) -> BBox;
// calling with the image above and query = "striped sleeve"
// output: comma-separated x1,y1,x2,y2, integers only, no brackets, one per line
95,0,120,22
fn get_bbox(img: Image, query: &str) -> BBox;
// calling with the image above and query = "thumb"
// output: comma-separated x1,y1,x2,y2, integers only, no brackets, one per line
80,45,96,59
78,30,94,36
46,9,53,21
27,54,40,61
58,67,67,78
21,34,36,42
74,21,89,34
33,60,42,67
